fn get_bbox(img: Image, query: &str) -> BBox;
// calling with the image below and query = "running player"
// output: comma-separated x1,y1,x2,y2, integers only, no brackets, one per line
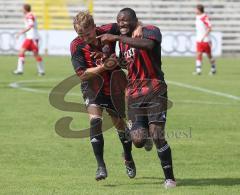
194,4,216,75
98,8,176,188
70,11,136,181
13,4,44,76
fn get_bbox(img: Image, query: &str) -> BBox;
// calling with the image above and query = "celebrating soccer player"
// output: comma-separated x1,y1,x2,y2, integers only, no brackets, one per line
13,4,44,76
70,11,136,181
97,8,176,188
194,4,217,75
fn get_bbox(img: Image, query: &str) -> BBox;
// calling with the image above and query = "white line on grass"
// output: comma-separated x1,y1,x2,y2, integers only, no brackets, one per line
8,79,240,105
167,80,240,101
174,100,239,106
9,79,81,97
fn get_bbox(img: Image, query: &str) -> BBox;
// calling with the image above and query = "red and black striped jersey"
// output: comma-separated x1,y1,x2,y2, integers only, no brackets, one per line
70,23,119,97
119,25,165,98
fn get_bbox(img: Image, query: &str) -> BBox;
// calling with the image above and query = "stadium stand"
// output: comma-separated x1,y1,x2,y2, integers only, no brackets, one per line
0,0,88,29
0,0,239,55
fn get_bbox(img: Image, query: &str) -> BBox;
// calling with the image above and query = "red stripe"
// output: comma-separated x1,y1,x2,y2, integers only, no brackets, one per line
140,51,157,78
83,47,94,68
70,37,83,54
201,15,211,28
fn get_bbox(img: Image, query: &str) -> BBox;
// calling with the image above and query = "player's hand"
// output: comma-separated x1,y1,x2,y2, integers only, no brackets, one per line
97,34,119,44
132,21,143,38
15,32,21,39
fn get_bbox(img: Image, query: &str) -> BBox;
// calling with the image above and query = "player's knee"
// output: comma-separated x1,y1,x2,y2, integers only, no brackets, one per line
18,52,25,58
196,53,202,60
35,55,42,62
149,123,166,147
130,128,147,148
90,117,102,138
113,117,125,131
210,58,215,64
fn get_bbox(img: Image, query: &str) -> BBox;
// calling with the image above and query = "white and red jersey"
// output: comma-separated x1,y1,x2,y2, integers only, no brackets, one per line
195,13,212,42
24,12,39,40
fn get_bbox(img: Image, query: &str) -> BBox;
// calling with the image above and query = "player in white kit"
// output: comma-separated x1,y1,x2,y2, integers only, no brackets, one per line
13,4,45,76
194,4,216,75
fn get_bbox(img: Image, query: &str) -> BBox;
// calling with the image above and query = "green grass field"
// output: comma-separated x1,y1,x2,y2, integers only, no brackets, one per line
0,55,240,195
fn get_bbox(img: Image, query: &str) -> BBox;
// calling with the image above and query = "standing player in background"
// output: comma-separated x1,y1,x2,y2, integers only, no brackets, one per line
13,4,45,76
71,11,136,181
194,4,217,75
98,8,176,188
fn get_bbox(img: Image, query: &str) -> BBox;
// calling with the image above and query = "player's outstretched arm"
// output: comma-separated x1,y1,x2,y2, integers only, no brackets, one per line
97,34,154,50
79,66,106,81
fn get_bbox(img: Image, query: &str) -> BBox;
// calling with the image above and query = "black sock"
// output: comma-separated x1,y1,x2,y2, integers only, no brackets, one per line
90,118,105,167
157,143,175,180
118,129,133,161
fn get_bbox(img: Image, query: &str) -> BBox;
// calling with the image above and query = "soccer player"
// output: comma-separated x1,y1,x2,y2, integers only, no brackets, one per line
13,4,45,76
98,8,176,188
70,11,136,181
194,4,216,75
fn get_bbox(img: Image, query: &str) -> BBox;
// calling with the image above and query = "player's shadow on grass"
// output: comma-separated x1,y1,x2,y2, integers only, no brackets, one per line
177,178,240,186
103,177,162,187
103,178,240,187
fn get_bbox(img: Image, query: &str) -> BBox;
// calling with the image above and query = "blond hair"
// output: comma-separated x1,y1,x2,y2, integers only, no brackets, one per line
73,11,94,34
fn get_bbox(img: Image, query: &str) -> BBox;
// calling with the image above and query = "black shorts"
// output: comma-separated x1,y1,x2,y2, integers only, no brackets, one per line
127,89,168,131
83,93,126,118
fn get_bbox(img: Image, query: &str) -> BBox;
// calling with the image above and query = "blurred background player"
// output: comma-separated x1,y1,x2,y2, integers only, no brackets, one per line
13,4,45,76
71,11,136,181
98,8,176,188
194,4,216,75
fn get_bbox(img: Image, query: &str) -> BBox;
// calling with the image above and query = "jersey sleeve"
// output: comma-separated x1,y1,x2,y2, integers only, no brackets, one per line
70,40,93,77
143,26,162,43
201,15,212,28
26,15,34,28
96,23,119,35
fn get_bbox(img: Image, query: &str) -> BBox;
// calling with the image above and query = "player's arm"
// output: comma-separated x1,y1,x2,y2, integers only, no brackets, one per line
201,26,212,42
80,66,106,81
201,16,212,42
97,34,155,50
71,45,106,81
16,18,34,38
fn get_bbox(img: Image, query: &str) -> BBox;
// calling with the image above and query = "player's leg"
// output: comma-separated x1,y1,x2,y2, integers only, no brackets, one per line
32,40,45,76
148,90,176,188
87,105,107,180
106,90,136,178
194,51,203,75
128,115,148,148
194,42,203,75
206,44,216,75
127,96,148,148
149,123,175,187
13,44,27,74
111,116,136,178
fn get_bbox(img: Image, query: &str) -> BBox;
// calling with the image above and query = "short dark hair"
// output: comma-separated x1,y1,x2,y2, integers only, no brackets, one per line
196,4,204,13
23,4,31,12
119,7,137,21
